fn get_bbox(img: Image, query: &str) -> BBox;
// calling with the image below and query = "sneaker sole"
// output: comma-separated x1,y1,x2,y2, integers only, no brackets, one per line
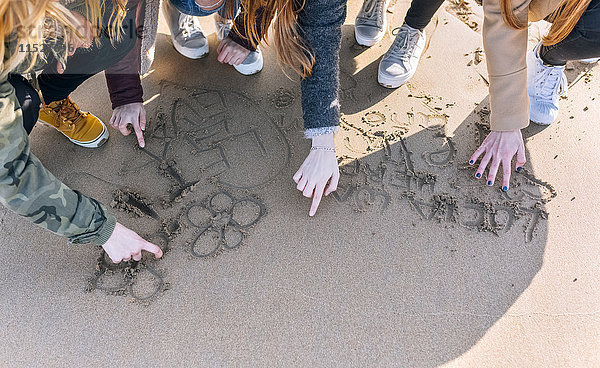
530,119,553,126
355,27,386,47
39,114,110,148
173,40,209,59
354,16,387,47
378,69,415,89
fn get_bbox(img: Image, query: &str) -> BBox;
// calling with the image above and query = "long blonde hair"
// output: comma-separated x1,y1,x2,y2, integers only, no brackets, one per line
234,0,315,79
500,0,592,46
1,0,126,78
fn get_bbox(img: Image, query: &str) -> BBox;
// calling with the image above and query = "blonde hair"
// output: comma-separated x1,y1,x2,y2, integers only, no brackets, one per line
234,0,315,79
500,0,591,46
83,0,127,45
1,0,126,78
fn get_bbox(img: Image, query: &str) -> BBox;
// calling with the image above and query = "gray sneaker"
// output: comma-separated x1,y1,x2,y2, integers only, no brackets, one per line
163,1,209,59
354,0,391,46
378,24,426,88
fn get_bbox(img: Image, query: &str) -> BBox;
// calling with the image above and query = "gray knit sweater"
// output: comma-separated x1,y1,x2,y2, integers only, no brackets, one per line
298,0,346,138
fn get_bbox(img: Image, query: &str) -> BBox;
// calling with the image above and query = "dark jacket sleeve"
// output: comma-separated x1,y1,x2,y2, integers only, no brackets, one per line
297,0,346,131
104,0,144,109
228,6,266,52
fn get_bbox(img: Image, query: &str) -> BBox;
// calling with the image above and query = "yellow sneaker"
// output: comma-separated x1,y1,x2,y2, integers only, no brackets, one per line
38,97,109,148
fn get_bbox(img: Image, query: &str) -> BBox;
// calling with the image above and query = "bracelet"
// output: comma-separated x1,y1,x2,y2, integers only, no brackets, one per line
311,146,336,152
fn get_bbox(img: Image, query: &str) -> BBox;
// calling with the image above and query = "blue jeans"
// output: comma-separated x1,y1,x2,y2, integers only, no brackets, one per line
169,0,239,18
540,0,600,65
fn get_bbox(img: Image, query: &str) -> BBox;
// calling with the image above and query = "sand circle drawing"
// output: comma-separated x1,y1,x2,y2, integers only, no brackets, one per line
89,252,167,301
183,191,266,258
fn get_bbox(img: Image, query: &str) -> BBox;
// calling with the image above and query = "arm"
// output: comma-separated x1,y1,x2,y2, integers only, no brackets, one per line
297,0,346,137
105,0,146,147
483,0,530,131
292,0,346,216
0,78,116,245
104,0,144,110
469,0,530,189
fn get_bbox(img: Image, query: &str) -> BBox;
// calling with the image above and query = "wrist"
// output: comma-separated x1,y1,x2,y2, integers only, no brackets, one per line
311,133,335,148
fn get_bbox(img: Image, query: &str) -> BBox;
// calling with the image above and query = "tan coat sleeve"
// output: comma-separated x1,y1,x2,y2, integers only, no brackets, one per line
483,0,531,131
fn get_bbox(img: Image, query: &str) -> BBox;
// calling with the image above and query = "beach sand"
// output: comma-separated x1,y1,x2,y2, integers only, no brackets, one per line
0,0,598,366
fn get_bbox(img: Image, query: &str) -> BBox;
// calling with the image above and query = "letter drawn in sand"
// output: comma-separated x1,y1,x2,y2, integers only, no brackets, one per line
124,81,292,190
336,107,554,242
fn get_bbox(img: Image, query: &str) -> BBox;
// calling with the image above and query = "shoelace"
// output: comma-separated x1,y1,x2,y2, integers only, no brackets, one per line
535,65,567,102
387,27,420,62
357,0,385,27
215,20,232,40
55,98,86,131
179,14,202,39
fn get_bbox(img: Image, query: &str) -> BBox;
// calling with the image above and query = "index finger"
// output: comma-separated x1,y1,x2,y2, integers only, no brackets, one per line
132,122,145,148
309,182,326,217
142,242,163,258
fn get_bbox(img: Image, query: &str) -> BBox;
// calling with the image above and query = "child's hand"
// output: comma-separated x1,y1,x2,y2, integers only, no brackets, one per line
102,222,163,263
217,37,251,66
109,102,147,148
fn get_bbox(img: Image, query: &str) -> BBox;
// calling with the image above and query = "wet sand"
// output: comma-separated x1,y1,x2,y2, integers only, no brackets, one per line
0,1,598,366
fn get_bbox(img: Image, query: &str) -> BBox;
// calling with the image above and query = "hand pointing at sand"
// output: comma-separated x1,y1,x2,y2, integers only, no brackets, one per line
101,223,163,263
293,133,340,216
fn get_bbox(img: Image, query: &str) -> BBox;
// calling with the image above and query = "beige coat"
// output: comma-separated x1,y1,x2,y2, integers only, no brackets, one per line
484,0,563,130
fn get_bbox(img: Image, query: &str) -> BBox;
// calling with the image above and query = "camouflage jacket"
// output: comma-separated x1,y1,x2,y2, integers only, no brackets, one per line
0,78,116,245
0,1,117,245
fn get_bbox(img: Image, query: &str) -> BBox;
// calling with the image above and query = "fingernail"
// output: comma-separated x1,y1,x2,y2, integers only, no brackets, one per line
469,160,474,165
516,167,522,172
502,186,508,192
475,173,481,178
487,180,493,186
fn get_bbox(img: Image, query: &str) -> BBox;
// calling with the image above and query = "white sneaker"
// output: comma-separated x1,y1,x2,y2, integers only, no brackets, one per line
354,0,392,46
527,43,567,125
234,47,263,75
378,24,426,88
163,1,209,59
215,18,233,41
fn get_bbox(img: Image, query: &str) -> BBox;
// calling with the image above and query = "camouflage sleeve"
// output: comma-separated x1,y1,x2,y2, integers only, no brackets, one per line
0,78,116,245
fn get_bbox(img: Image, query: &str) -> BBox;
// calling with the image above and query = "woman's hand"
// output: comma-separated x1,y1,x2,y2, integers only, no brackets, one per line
469,129,526,191
293,133,340,216
102,223,163,263
217,37,251,66
109,102,147,148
